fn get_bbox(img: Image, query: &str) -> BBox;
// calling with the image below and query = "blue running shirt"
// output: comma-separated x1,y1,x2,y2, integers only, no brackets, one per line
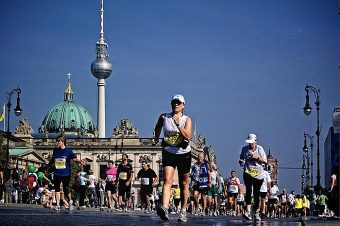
52,148,76,176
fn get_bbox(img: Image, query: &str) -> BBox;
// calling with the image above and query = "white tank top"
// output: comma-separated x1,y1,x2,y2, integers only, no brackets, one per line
210,170,218,185
162,113,191,154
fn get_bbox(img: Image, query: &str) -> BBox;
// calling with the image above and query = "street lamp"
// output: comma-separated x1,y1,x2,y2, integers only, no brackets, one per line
303,132,314,188
303,84,321,188
5,86,23,175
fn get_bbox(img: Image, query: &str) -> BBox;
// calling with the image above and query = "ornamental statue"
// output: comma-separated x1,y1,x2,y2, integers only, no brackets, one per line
15,117,33,135
111,119,138,138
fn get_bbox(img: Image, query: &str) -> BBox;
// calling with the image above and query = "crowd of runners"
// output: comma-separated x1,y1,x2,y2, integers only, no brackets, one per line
0,95,338,223
0,151,337,220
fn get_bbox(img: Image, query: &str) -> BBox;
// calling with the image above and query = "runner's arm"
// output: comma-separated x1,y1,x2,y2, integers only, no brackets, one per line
177,116,192,140
152,114,164,145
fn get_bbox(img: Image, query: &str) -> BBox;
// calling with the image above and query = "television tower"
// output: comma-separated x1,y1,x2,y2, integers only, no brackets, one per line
91,0,112,138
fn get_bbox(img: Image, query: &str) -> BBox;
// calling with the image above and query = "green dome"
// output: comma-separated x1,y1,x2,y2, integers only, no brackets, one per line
38,74,96,136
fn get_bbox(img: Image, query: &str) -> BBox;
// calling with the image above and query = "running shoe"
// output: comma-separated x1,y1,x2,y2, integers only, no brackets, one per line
242,211,252,220
144,208,152,214
116,207,123,212
178,211,187,222
157,205,169,221
260,212,267,219
69,204,74,212
200,211,206,216
54,205,61,211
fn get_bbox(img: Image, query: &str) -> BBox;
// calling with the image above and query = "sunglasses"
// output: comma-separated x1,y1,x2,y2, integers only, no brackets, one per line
171,100,183,105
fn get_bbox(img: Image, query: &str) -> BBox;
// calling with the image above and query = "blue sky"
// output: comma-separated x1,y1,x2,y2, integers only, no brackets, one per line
1,0,339,192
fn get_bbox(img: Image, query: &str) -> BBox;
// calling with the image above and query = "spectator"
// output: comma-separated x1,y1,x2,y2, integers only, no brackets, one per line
4,176,14,203
41,189,53,209
35,182,49,205
20,177,29,204
12,171,21,204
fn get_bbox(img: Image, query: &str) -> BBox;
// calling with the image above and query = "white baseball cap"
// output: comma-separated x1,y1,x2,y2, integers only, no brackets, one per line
245,133,257,143
171,94,185,104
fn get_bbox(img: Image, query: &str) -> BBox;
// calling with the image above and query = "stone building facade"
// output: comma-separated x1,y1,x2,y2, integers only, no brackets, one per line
10,118,217,185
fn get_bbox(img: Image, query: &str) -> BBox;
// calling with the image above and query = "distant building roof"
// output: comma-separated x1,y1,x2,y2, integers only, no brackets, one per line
9,147,32,156
38,75,96,137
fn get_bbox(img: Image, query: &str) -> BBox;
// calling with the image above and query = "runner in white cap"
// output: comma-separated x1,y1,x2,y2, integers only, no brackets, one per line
239,133,267,221
153,94,192,222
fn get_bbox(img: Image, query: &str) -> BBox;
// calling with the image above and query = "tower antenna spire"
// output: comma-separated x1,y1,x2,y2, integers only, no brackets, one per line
100,0,104,41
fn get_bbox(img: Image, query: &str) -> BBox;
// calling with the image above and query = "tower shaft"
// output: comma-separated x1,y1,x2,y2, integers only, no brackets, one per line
97,79,106,138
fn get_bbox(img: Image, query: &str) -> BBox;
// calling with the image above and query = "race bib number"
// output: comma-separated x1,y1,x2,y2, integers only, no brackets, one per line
55,158,66,169
198,177,208,184
119,172,128,180
106,175,113,181
164,131,182,146
245,166,259,177
229,185,238,193
141,178,150,185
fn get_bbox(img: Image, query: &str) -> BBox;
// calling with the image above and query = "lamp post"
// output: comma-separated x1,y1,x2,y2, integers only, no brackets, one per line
115,137,118,166
303,84,321,188
114,132,126,166
303,132,314,188
5,86,23,175
302,133,311,189
301,151,306,193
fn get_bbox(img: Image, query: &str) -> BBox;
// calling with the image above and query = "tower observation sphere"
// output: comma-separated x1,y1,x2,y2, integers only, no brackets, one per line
91,57,112,80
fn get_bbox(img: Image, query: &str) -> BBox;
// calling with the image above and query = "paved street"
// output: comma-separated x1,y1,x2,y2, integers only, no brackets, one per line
0,204,338,226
